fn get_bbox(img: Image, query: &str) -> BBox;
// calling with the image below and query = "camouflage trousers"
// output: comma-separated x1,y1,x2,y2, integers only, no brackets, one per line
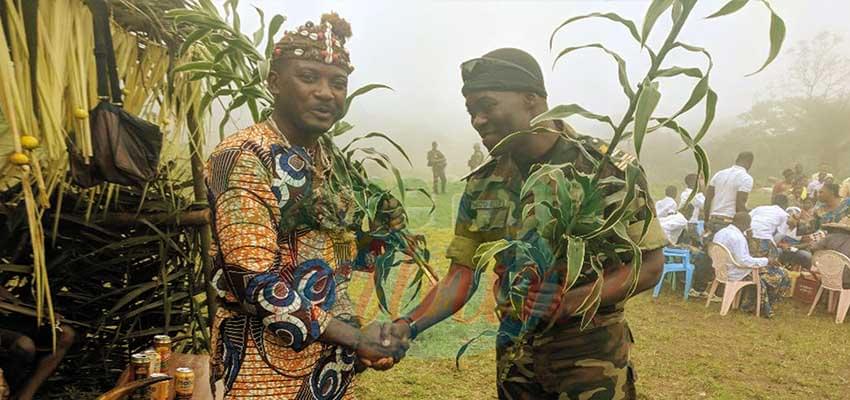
432,167,446,194
496,320,636,400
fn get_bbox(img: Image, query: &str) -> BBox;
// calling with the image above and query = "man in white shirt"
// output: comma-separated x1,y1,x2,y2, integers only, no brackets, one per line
712,212,790,318
749,194,791,256
655,185,679,218
680,173,705,223
840,177,850,198
660,212,689,245
703,152,755,235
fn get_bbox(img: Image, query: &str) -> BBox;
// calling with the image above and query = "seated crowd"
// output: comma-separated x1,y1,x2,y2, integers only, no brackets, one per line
655,152,850,319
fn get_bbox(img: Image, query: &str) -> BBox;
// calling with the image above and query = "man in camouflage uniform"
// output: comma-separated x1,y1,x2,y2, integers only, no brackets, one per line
427,141,448,194
468,143,485,171
385,48,667,399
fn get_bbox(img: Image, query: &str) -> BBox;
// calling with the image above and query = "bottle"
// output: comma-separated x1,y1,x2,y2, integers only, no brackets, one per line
0,368,10,400
153,335,172,372
130,353,151,381
174,367,194,399
143,349,161,374
129,353,151,400
148,373,170,400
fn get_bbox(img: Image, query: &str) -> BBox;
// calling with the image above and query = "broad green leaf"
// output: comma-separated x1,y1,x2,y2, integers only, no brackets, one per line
584,163,640,239
258,58,271,82
251,6,266,46
265,15,286,58
229,0,241,32
174,14,230,31
455,330,498,369
331,121,354,137
671,42,714,74
172,61,215,74
579,287,602,331
611,221,643,295
472,240,512,272
747,1,785,76
650,118,694,149
654,66,703,78
694,144,711,187
671,0,683,23
521,162,564,199
178,28,211,56
366,192,385,222
672,75,708,118
553,44,633,98
633,81,661,157
564,237,586,292
550,13,641,48
489,126,561,157
406,187,436,215
342,84,393,118
706,0,750,19
342,132,413,166
693,88,717,143
531,104,616,130
574,272,602,316
641,0,675,46
198,0,219,15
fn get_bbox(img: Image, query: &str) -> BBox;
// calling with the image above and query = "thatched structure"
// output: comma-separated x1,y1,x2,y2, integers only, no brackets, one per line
0,0,213,396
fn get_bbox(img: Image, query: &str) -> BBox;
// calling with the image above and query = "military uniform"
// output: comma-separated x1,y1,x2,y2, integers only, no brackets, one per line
468,148,485,171
446,129,667,400
427,148,448,194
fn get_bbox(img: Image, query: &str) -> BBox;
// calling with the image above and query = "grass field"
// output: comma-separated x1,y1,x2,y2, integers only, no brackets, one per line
347,178,850,400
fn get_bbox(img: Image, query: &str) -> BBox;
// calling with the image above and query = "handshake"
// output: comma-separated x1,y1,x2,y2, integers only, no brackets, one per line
354,320,412,371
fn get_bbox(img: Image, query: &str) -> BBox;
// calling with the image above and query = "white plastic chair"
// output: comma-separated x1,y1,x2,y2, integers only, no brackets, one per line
705,243,762,317
809,250,850,323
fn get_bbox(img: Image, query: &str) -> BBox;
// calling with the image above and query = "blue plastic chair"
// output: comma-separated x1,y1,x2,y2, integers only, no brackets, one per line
653,247,695,300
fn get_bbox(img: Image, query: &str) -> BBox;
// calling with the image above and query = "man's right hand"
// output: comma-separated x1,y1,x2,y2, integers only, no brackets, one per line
356,322,409,371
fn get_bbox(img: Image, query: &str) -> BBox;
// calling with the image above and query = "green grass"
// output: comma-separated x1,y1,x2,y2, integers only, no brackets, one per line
349,179,850,400
355,293,850,400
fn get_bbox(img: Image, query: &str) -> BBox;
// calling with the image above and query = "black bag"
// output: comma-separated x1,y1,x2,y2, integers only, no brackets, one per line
69,0,163,188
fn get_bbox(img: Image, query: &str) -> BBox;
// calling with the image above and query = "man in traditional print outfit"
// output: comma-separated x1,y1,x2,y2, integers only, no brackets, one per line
206,13,407,399
386,49,667,399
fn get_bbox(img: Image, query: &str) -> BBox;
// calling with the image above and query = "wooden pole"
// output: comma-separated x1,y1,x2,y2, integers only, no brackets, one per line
186,106,218,327
95,209,210,227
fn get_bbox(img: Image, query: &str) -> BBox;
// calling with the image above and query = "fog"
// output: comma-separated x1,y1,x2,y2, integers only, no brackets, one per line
213,0,850,181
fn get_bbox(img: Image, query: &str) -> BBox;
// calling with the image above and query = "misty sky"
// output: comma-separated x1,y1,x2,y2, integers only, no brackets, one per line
213,0,850,178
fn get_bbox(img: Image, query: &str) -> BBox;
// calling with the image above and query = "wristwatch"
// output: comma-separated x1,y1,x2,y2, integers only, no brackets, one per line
393,315,419,341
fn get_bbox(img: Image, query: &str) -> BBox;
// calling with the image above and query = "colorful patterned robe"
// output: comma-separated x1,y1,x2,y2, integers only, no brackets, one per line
205,121,369,399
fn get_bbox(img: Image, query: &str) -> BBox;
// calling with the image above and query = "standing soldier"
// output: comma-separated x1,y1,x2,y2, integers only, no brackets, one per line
427,141,448,194
385,48,666,399
204,13,407,399
467,143,485,171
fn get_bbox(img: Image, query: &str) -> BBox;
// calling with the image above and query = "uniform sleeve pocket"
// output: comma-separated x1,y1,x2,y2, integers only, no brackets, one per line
470,199,509,232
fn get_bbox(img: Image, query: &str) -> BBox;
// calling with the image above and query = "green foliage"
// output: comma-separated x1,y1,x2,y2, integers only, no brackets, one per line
168,0,282,138
464,0,787,366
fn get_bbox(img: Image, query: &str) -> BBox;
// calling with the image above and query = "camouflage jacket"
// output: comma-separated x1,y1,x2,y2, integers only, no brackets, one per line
446,129,667,331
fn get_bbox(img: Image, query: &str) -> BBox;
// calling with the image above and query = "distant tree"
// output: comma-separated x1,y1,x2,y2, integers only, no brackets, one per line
785,31,850,101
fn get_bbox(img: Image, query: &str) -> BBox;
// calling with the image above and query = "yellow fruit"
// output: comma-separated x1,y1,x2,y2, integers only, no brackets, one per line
9,152,29,165
74,108,88,119
20,135,39,150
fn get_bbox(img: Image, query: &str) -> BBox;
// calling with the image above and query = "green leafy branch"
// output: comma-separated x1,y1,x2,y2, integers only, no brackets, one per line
469,0,785,342
167,0,284,139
